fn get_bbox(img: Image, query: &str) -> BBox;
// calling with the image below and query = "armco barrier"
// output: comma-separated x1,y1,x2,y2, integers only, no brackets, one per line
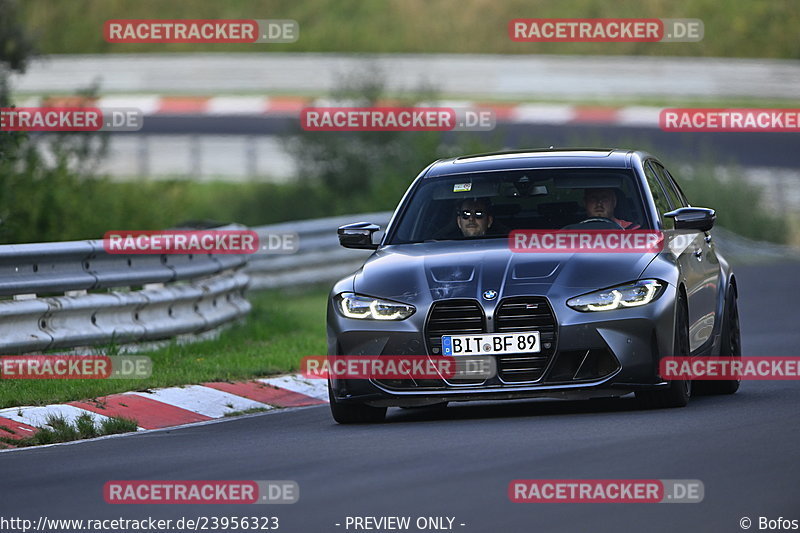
0,225,252,355
246,212,392,289
0,215,393,355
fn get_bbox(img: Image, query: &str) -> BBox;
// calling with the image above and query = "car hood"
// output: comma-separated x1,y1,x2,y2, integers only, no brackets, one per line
353,240,656,302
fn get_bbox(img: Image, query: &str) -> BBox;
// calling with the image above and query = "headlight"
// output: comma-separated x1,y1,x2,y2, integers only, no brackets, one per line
567,280,665,312
336,293,415,320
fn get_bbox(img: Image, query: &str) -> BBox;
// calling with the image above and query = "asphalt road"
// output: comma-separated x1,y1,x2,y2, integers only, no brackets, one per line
2,261,799,533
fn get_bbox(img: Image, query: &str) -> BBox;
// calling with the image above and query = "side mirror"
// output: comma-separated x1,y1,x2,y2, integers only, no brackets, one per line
664,207,716,232
338,222,380,250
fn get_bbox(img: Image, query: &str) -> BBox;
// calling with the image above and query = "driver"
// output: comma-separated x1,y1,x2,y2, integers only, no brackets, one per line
457,198,494,237
583,188,640,230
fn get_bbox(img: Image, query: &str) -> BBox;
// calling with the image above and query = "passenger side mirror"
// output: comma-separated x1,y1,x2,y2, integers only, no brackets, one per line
664,207,716,232
338,222,380,249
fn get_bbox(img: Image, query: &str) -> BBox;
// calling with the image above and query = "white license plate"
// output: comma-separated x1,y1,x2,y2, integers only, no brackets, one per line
442,331,541,356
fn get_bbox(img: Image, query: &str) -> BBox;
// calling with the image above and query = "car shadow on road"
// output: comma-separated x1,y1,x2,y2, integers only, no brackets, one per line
384,394,724,424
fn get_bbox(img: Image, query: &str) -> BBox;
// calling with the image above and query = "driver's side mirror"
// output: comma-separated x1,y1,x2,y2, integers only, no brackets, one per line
664,207,716,232
338,222,380,249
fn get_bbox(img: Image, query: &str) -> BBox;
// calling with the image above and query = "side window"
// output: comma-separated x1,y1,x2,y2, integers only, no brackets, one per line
663,166,691,207
643,162,674,229
652,162,687,208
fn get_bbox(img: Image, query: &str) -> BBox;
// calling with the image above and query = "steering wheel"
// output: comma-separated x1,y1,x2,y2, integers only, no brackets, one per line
562,217,624,230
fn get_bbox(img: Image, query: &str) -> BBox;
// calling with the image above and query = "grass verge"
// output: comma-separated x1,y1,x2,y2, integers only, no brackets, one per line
1,413,138,447
0,285,330,409
223,407,271,417
18,0,800,59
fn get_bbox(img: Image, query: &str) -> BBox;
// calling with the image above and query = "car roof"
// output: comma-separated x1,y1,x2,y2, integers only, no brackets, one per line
425,148,641,177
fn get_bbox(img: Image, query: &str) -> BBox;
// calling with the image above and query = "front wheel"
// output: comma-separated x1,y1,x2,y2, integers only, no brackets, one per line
637,295,691,409
328,382,387,424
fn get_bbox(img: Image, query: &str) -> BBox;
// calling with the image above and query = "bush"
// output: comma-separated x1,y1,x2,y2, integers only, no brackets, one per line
677,165,788,243
283,67,502,214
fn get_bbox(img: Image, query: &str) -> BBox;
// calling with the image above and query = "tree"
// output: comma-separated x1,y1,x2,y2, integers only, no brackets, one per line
0,0,36,157
0,0,108,243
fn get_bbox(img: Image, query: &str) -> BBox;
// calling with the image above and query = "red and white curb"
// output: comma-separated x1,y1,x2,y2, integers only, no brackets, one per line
13,95,664,128
0,374,328,448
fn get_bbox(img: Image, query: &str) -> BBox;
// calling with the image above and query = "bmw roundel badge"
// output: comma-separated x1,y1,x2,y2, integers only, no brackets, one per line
483,290,498,300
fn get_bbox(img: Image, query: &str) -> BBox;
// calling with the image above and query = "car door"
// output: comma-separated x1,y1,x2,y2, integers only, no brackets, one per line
652,161,721,351
642,161,707,353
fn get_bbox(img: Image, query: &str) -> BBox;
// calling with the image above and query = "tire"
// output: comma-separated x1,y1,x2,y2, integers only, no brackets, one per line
699,288,741,395
637,294,691,409
328,382,387,424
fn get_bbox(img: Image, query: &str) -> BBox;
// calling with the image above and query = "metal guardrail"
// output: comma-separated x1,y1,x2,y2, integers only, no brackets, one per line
0,215,392,355
0,229,252,355
247,212,392,290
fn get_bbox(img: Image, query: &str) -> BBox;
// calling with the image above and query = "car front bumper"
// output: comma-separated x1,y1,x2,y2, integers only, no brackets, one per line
327,284,678,407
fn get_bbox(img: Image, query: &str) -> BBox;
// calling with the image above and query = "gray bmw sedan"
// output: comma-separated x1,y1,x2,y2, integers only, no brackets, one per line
327,149,740,423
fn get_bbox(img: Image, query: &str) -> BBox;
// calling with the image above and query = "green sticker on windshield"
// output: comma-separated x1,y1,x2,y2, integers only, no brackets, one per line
453,183,472,192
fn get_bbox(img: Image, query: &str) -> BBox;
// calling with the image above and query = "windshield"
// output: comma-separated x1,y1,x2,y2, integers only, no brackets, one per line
388,169,649,244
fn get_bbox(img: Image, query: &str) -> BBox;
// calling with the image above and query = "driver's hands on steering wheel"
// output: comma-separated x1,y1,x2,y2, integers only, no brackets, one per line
561,217,624,230
578,217,624,229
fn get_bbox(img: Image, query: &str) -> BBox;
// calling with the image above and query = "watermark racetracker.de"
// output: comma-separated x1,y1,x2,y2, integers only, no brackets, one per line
510,230,664,253
0,355,152,379
103,230,259,255
104,480,298,504
301,355,496,380
661,357,800,380
509,479,704,503
0,107,142,132
104,19,299,43
509,18,703,42
300,106,496,132
660,108,800,132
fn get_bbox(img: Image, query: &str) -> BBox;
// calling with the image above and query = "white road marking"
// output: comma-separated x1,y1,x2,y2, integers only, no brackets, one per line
129,385,273,418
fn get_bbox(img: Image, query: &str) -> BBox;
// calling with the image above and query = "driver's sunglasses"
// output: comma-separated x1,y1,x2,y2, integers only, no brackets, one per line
458,210,487,220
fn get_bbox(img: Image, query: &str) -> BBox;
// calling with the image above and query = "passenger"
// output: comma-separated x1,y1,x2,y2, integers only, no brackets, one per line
456,198,494,237
583,188,640,230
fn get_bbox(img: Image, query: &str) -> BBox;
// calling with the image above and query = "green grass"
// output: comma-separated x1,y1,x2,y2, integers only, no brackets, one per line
223,406,271,417
1,413,139,447
16,0,800,59
0,285,329,409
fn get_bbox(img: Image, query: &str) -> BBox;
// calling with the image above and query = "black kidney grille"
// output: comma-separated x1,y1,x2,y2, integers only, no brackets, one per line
425,300,485,355
494,297,558,382
425,299,486,385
